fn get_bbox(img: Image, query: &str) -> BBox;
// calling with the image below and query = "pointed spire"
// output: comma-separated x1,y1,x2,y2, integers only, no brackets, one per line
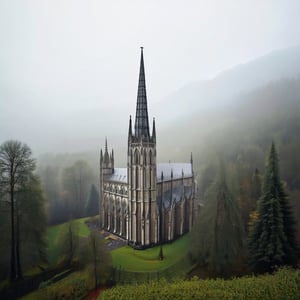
100,149,103,163
134,47,150,138
170,169,173,202
104,138,109,164
111,149,114,170
128,115,132,145
152,117,156,141
128,115,132,136
190,152,194,176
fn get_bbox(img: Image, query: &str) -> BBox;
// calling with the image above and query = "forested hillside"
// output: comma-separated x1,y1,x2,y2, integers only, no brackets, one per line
158,76,300,242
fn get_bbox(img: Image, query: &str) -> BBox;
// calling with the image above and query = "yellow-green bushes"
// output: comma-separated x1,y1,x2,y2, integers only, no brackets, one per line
100,268,300,300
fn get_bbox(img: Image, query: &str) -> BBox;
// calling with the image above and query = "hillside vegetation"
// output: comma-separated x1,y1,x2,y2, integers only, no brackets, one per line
100,268,300,300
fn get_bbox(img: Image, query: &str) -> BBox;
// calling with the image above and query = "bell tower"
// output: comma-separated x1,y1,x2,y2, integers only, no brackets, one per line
127,47,158,247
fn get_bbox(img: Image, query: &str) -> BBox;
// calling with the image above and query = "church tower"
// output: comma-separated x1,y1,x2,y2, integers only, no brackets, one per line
127,47,158,247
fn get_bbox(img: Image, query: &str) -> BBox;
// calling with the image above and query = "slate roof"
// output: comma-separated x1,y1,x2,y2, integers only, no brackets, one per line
156,163,193,182
107,168,127,183
106,163,193,184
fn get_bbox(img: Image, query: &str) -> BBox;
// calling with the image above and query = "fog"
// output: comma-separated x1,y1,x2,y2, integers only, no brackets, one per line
1,0,300,163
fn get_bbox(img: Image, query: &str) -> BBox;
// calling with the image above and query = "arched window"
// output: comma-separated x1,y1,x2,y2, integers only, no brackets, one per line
149,150,152,165
135,166,139,189
134,149,139,165
143,149,147,165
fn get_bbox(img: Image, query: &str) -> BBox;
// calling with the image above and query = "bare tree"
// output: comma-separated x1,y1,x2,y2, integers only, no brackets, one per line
0,140,35,281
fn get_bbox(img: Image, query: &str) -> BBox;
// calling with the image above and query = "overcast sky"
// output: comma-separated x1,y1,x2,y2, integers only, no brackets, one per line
1,0,300,154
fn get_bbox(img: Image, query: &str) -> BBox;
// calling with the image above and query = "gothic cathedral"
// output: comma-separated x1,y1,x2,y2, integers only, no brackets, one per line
100,48,196,249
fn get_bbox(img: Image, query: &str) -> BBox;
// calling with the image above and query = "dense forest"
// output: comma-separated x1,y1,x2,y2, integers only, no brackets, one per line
36,153,99,225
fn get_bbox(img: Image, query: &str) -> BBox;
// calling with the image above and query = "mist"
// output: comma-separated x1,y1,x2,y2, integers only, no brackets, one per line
1,0,300,165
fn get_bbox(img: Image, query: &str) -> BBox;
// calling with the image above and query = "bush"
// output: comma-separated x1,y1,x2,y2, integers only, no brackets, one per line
100,267,300,300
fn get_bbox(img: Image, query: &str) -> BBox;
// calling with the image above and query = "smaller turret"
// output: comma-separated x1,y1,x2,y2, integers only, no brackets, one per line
152,117,156,142
100,149,103,164
190,152,194,176
101,138,114,175
128,115,132,144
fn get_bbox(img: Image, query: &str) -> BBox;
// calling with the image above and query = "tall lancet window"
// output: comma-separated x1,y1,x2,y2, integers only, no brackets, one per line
136,166,139,189
134,149,139,165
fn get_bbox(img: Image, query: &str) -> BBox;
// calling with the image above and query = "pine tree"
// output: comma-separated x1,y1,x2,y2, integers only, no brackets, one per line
251,168,262,201
191,161,244,276
85,184,100,217
248,142,297,272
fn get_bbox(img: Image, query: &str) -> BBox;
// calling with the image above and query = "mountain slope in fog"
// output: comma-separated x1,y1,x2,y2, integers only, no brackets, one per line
153,46,300,127
157,76,300,166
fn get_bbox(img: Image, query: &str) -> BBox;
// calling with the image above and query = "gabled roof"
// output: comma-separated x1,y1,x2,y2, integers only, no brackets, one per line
105,163,193,184
157,163,193,182
106,168,127,183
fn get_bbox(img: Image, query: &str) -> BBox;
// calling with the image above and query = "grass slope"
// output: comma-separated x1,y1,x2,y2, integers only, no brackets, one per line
47,217,90,266
112,235,190,272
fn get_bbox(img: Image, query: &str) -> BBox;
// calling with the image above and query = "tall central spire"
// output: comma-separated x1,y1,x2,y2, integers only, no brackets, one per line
134,47,150,138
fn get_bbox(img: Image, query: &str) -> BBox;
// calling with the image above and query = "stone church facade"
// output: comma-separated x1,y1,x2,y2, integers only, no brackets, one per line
100,48,196,248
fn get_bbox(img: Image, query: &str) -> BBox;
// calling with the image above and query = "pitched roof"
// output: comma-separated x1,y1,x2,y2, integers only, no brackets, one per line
156,163,193,182
105,163,193,184
106,168,127,183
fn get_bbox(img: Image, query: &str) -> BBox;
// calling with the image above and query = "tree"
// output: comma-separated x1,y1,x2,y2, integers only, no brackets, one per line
248,142,298,272
85,184,100,217
57,219,79,266
191,161,244,276
85,231,112,289
0,140,37,281
158,246,164,260
39,165,60,224
16,177,48,271
62,160,95,218
251,168,262,201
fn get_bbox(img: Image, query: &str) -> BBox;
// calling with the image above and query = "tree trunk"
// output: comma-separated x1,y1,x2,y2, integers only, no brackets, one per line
10,186,16,281
94,256,97,290
16,203,23,279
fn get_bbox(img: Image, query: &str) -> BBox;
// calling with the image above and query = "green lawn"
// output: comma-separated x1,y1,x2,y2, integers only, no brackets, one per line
47,217,91,265
112,235,190,272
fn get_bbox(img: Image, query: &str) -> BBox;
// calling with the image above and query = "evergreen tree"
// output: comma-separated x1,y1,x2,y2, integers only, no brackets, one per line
85,184,100,217
191,161,244,276
248,142,297,272
251,168,262,201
